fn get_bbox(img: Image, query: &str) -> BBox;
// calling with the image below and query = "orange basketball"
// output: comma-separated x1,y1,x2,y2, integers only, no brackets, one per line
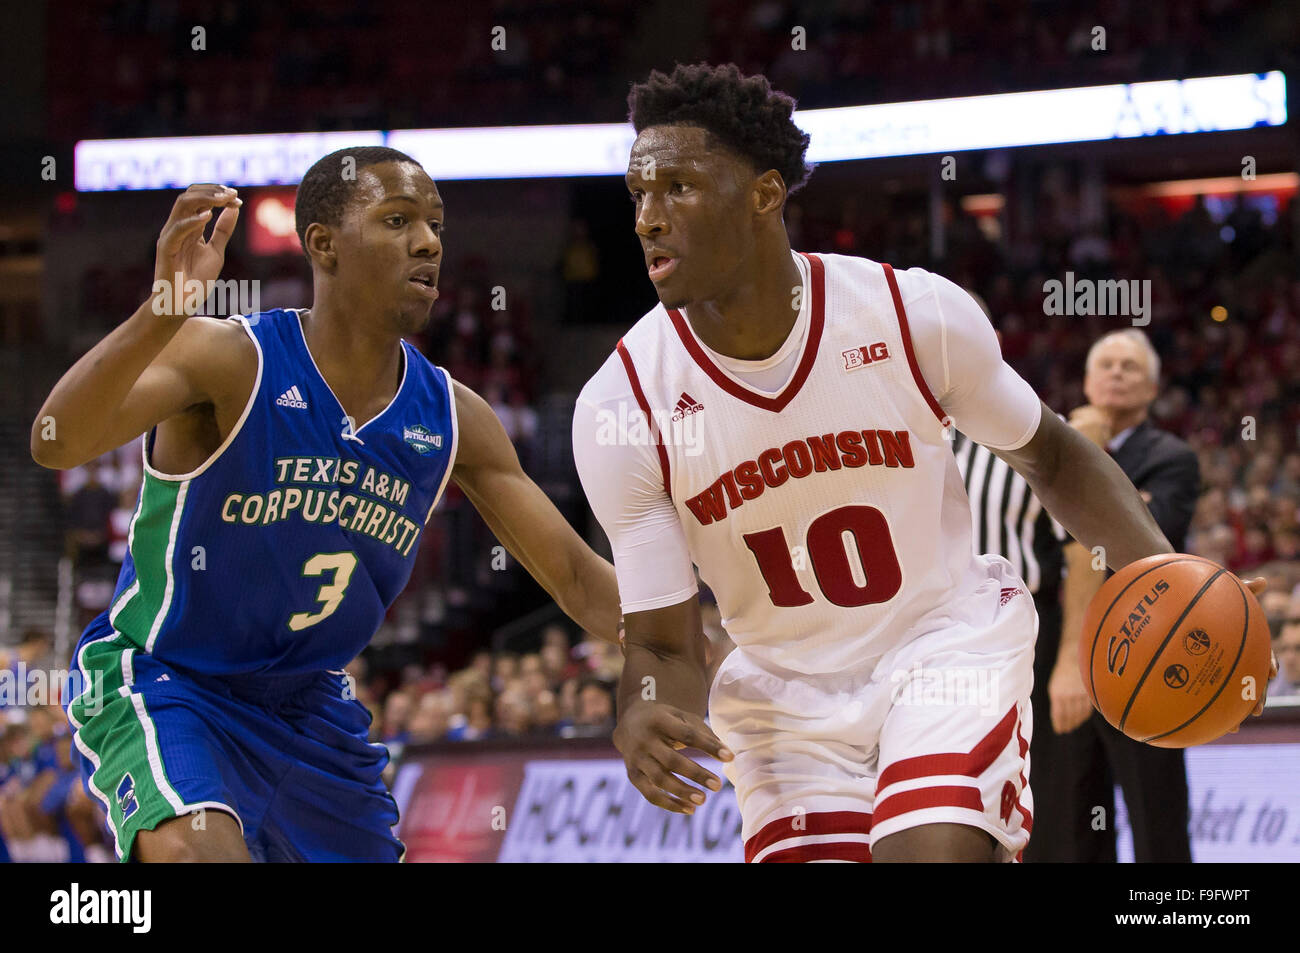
1079,553,1271,748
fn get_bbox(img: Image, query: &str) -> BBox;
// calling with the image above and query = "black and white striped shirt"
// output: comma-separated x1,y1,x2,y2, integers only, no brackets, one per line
952,431,1065,601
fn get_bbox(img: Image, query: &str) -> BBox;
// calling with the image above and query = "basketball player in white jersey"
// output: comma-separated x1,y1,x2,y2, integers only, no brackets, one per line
572,63,1271,863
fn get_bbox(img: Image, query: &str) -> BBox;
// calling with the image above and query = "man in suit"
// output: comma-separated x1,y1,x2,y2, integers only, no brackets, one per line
1038,328,1201,862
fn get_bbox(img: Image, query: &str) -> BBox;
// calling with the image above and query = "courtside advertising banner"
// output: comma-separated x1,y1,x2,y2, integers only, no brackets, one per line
394,739,1300,862
392,743,742,862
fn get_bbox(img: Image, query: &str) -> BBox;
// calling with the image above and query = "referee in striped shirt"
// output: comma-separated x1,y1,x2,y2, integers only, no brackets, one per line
952,431,1066,603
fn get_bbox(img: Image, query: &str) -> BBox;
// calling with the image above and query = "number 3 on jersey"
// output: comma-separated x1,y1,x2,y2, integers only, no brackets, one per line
743,505,901,608
288,551,358,631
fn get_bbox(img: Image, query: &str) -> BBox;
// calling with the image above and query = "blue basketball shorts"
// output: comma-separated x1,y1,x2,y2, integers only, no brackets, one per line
66,611,402,862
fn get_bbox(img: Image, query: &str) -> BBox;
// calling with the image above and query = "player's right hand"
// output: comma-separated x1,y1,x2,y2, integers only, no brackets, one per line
153,184,242,317
613,702,733,814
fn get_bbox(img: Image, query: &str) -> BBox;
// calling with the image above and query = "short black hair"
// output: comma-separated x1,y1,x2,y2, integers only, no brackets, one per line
627,62,813,196
294,146,424,256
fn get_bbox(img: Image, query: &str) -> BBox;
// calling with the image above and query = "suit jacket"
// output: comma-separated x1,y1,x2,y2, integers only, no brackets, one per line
1110,420,1200,553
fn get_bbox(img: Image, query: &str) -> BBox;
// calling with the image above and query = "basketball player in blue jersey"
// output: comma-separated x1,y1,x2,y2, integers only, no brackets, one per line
32,147,621,862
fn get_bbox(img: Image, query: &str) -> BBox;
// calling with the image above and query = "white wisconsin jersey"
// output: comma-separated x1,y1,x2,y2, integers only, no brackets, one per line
602,252,1027,675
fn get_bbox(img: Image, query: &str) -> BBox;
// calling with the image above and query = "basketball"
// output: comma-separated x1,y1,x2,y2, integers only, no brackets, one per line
1080,554,1272,748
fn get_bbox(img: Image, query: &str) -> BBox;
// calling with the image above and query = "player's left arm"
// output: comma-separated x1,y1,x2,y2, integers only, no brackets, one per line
995,407,1173,568
911,270,1169,568
448,380,621,644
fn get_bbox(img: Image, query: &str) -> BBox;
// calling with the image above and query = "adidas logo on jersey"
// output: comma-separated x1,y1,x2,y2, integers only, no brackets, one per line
842,341,891,370
276,385,308,409
671,392,704,421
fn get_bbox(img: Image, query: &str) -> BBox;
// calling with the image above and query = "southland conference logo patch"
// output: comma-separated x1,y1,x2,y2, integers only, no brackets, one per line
403,424,443,455
116,773,138,820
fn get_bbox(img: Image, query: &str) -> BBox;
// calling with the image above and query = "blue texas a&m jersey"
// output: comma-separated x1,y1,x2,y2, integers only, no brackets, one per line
99,308,457,676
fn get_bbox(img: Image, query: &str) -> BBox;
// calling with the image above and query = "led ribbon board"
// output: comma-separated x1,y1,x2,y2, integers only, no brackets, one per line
75,72,1287,190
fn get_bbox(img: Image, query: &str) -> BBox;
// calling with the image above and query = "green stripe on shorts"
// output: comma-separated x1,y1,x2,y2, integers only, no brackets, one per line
70,636,186,862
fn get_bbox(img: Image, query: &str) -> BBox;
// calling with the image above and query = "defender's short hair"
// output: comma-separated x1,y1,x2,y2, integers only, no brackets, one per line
627,62,813,195
295,146,423,256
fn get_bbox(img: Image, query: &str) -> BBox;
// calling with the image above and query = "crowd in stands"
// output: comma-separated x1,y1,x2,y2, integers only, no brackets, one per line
0,630,111,862
48,0,1289,140
704,0,1286,108
49,0,635,138
358,624,623,755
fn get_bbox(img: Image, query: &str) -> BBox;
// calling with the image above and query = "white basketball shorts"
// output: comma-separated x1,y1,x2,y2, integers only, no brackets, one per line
708,563,1037,863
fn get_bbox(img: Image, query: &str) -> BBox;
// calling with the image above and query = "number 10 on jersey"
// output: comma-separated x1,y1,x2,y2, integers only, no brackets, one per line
743,505,901,608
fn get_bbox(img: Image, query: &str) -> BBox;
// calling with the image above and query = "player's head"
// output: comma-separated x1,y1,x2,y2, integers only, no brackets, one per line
625,62,812,309
1083,329,1160,415
296,146,443,334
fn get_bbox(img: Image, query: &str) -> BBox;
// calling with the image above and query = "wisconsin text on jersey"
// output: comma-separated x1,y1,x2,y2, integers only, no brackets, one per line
219,455,421,555
684,428,916,525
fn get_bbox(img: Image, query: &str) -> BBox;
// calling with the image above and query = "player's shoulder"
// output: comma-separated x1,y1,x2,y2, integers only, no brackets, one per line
190,311,261,345
619,300,672,352
168,313,259,379
806,251,949,305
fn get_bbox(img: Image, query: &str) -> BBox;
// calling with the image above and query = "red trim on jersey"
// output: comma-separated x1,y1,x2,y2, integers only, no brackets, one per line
870,785,985,827
875,704,1018,792
743,809,871,863
666,252,825,414
882,262,947,424
759,841,874,863
615,339,671,498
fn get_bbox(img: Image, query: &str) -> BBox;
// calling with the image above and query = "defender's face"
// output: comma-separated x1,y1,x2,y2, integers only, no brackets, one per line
626,125,755,310
335,161,443,333
1084,336,1157,414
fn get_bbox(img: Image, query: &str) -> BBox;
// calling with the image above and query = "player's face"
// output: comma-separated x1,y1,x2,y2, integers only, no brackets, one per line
335,162,443,334
1083,337,1157,413
626,125,756,309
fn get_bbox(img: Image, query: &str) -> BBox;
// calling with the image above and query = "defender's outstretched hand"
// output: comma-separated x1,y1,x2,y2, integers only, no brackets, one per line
153,184,242,317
